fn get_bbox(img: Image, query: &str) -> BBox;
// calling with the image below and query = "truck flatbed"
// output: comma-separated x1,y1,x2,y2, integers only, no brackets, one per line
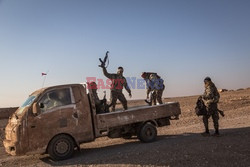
96,102,180,129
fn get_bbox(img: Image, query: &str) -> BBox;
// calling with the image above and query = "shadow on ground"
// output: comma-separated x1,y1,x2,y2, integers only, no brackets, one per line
40,127,250,167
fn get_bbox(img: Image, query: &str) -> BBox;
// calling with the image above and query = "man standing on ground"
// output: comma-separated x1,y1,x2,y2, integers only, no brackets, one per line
100,66,132,111
202,77,220,136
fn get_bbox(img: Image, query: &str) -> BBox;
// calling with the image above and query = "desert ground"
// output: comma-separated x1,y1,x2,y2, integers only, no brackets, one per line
0,88,250,167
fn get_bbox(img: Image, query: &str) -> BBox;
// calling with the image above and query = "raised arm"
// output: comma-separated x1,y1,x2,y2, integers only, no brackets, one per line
102,67,115,79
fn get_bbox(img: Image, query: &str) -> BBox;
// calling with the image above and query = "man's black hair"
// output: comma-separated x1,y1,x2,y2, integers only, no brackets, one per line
118,66,123,70
204,77,211,82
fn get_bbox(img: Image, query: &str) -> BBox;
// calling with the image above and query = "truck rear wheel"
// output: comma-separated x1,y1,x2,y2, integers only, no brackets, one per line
137,122,157,143
48,134,75,161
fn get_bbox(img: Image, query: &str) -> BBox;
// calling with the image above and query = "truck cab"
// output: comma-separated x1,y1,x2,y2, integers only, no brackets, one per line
4,84,95,160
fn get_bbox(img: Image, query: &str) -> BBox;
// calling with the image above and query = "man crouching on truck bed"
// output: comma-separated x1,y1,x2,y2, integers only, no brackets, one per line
89,82,109,114
100,65,132,111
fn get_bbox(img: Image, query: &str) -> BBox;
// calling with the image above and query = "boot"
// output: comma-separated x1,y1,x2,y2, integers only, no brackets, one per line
145,99,152,106
201,129,210,137
212,129,220,136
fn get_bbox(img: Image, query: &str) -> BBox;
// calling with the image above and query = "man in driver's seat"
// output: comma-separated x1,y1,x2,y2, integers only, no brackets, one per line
47,92,63,109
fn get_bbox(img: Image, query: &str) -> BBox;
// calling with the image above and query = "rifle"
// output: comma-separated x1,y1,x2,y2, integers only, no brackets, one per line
218,109,225,117
102,91,109,113
195,96,225,117
99,51,109,68
103,90,106,101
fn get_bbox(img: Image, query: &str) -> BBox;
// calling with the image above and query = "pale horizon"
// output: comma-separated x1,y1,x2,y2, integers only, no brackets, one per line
1,0,250,107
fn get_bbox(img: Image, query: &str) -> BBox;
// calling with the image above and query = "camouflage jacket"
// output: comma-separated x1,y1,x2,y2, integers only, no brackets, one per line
102,67,131,94
146,78,165,91
202,81,220,106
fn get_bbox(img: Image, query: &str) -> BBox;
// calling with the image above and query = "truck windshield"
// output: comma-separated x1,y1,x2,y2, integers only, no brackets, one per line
21,95,37,108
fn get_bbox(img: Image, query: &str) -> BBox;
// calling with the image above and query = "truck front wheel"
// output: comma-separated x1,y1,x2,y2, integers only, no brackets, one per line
48,134,75,161
137,122,157,143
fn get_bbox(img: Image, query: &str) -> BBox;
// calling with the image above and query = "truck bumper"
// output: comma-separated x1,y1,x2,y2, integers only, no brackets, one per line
4,139,47,156
3,139,18,155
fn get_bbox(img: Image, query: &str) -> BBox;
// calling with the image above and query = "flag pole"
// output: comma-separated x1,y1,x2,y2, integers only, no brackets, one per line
41,70,49,88
42,75,47,88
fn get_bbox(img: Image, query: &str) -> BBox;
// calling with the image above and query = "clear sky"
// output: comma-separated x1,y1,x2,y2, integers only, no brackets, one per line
0,0,250,107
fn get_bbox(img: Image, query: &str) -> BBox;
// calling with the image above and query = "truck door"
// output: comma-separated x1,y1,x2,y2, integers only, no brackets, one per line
27,87,76,152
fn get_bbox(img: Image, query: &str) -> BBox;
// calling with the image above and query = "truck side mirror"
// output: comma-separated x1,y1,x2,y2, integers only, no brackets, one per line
32,102,39,116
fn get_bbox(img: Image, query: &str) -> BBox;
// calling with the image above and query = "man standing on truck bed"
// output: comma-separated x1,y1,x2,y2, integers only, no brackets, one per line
100,65,132,111
142,72,165,105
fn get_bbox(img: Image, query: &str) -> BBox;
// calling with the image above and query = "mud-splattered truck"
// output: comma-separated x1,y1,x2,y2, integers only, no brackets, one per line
3,84,181,160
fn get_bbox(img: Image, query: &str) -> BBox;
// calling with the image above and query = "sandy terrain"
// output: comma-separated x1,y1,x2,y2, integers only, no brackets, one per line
0,88,250,167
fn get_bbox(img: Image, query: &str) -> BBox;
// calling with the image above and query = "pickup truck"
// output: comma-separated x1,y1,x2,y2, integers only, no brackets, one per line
3,83,181,160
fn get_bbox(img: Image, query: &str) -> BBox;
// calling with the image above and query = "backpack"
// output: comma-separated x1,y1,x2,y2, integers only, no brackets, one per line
195,97,207,116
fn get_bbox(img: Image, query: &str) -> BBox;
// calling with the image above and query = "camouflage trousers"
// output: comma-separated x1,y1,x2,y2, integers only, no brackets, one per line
149,89,164,105
148,91,157,105
155,89,164,104
203,103,219,131
109,90,127,111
